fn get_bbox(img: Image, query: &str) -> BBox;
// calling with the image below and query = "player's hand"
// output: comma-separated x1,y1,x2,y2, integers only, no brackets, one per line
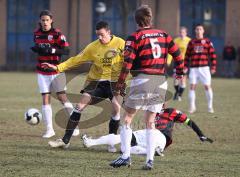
183,67,188,74
38,45,56,55
30,46,40,53
211,69,216,75
199,136,213,143
41,63,57,71
175,74,183,80
114,82,126,97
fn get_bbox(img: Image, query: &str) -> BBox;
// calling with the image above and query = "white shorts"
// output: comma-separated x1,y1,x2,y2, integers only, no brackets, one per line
37,73,67,93
133,129,166,150
189,66,211,85
124,74,167,113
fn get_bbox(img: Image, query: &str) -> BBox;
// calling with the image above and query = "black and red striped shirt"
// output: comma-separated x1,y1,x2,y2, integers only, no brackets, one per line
33,28,69,75
184,38,217,71
155,108,187,147
117,28,184,84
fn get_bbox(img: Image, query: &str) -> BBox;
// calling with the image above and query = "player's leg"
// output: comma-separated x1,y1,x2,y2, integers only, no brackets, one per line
109,107,136,167
173,77,179,100
82,134,121,148
188,68,197,113
199,67,214,113
37,73,55,138
178,75,187,100
48,93,91,148
52,73,79,136
143,111,157,170
41,93,55,138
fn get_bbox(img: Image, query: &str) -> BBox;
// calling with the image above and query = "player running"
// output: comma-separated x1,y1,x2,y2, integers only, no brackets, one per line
82,107,213,157
42,21,125,152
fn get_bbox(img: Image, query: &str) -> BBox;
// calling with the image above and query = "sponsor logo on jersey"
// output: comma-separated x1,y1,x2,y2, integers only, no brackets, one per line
201,40,206,44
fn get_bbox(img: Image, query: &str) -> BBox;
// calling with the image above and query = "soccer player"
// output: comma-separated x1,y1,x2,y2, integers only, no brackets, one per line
82,107,213,155
110,5,184,170
30,10,78,138
184,24,217,113
41,21,125,152
168,27,191,101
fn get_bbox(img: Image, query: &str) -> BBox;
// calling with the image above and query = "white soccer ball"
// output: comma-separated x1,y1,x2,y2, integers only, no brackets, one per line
24,108,42,125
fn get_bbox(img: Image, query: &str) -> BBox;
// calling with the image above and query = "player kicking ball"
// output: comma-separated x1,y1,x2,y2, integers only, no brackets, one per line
81,107,213,164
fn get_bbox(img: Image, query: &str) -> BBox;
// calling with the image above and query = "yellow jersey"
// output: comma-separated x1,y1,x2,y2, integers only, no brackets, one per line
57,35,125,81
167,36,191,65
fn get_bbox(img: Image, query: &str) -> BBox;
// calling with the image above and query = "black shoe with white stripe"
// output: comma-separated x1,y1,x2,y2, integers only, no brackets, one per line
142,160,153,170
110,156,131,168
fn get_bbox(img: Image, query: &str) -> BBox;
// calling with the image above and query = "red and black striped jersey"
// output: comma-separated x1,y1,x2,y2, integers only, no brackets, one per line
155,108,187,146
184,38,217,71
117,28,184,83
33,28,69,75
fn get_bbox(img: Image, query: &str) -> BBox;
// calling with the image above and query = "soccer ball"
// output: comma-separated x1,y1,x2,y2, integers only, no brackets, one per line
24,108,42,125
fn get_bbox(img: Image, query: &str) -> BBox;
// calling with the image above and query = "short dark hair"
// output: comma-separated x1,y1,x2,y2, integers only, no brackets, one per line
135,5,152,27
39,10,53,19
195,23,204,28
95,21,109,30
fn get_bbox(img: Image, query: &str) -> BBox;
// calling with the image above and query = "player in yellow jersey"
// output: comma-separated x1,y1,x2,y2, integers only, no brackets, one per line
168,27,191,101
42,21,125,152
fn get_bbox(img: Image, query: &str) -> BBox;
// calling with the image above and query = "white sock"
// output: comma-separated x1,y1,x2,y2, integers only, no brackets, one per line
63,102,74,115
120,125,132,159
89,134,121,147
205,88,213,109
146,129,156,162
188,90,196,109
130,146,147,155
112,114,120,121
42,104,53,131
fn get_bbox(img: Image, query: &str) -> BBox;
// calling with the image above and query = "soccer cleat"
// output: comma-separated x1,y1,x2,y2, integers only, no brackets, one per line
72,128,80,137
81,134,92,148
142,160,154,170
109,156,131,168
48,139,70,149
177,96,182,101
155,146,164,157
42,129,55,138
200,136,213,143
208,108,214,113
173,92,178,100
108,145,117,153
188,107,196,114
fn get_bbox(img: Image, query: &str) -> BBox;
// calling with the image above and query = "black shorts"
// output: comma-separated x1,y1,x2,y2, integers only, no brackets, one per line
81,81,116,105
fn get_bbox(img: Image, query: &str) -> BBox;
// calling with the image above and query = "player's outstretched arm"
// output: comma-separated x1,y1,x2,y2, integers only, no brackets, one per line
187,119,213,143
41,63,57,70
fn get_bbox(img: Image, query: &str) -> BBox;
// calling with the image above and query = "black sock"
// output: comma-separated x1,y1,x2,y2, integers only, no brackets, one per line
62,111,81,144
178,87,185,96
174,85,179,92
109,119,120,134
187,120,204,137
173,85,179,99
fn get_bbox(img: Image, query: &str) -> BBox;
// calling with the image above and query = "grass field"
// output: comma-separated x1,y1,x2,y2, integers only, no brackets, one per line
0,72,240,177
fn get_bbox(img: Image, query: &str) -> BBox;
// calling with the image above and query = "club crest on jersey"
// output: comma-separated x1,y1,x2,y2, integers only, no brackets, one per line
201,40,206,44
48,35,53,41
126,41,131,46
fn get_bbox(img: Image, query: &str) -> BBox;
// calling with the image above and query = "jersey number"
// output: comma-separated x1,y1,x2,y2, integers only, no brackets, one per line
150,38,161,58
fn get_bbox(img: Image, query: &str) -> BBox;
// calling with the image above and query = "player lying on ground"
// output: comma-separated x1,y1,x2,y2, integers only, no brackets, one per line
82,107,213,156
